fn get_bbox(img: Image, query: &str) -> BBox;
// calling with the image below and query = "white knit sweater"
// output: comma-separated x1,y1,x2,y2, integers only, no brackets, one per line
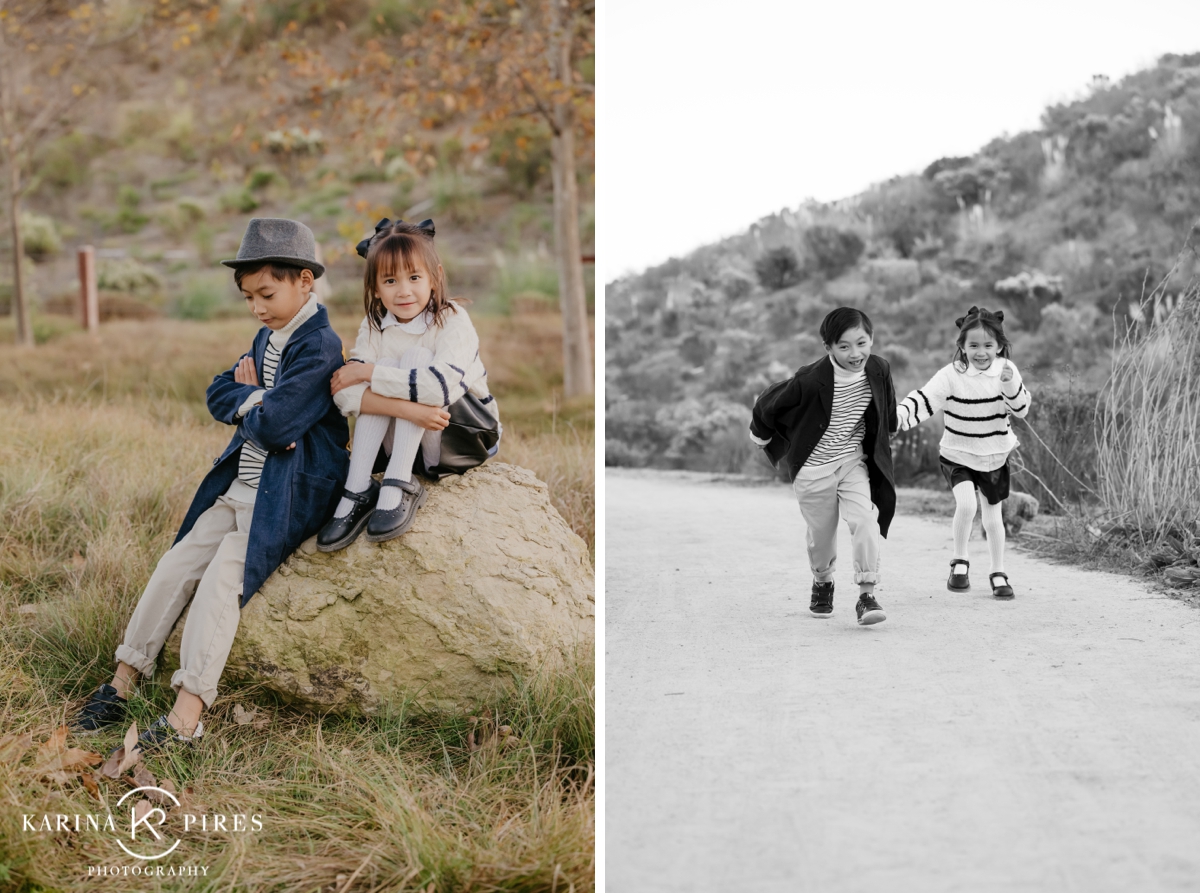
896,359,1031,463
333,301,497,419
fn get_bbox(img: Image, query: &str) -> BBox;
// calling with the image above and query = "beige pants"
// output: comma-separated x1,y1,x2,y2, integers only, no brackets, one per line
115,482,255,708
792,454,881,586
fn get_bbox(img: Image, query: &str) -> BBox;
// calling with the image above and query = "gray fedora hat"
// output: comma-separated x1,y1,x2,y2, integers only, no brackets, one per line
221,218,325,278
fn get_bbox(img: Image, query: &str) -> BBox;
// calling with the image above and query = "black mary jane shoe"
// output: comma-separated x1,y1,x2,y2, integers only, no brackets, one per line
69,683,128,735
947,559,971,592
316,480,380,552
365,478,428,543
989,572,1015,600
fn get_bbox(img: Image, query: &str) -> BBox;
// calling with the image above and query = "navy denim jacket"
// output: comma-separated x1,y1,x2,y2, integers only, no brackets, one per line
174,304,349,606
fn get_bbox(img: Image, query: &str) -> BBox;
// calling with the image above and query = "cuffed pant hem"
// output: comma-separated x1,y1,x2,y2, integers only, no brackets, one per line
115,644,158,677
170,669,219,709
853,572,881,585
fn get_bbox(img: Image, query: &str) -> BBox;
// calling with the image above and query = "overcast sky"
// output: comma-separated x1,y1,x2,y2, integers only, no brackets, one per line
599,0,1200,281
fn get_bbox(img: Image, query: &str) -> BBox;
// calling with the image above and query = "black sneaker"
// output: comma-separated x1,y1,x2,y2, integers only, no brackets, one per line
856,594,887,625
809,581,834,618
69,683,128,735
316,480,380,552
365,478,428,543
107,715,203,761
947,559,970,592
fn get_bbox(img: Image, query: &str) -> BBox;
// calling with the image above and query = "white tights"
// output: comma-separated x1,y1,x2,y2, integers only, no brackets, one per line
951,481,1005,575
334,348,443,517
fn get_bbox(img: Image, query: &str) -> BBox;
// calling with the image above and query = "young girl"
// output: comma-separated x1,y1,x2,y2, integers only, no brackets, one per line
895,306,1031,599
317,218,499,551
749,307,899,625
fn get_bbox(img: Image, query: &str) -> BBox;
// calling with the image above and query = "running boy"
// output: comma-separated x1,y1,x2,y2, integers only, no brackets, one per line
750,307,899,625
70,218,349,753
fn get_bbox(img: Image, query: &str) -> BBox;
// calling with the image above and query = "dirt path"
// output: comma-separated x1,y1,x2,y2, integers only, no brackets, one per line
606,470,1200,893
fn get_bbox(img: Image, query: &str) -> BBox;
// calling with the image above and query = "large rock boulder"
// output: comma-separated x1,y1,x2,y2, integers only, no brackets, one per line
161,463,593,714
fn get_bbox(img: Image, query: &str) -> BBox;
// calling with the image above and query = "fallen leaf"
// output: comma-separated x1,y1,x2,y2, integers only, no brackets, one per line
0,732,34,764
130,763,156,790
158,778,176,795
233,705,256,725
37,726,68,761
132,799,155,825
16,604,37,615
98,749,123,779
117,723,140,775
252,715,270,730
45,770,79,784
81,771,101,801
71,552,86,569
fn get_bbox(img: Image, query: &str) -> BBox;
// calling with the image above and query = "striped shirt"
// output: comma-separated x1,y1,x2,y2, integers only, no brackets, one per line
896,360,1031,467
237,295,320,489
799,358,872,478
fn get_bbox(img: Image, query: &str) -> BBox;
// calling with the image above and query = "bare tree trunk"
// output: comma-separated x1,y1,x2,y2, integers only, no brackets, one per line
548,1,592,398
8,158,32,347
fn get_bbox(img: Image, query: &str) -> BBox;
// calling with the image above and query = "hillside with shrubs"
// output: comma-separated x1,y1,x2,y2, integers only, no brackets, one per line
2,1,594,339
606,53,1200,520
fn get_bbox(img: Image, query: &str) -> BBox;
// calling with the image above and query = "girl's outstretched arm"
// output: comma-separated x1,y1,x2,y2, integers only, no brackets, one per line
1000,361,1031,419
896,367,952,431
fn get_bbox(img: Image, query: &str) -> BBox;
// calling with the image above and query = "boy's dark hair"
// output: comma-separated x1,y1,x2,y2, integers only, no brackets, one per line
363,220,456,331
952,305,1011,371
233,262,306,290
820,307,873,346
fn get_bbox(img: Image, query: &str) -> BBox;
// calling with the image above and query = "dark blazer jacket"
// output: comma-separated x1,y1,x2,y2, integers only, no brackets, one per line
750,354,899,537
174,304,350,606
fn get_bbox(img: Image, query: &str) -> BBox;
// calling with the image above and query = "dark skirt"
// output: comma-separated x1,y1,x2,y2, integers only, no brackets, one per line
939,455,1010,505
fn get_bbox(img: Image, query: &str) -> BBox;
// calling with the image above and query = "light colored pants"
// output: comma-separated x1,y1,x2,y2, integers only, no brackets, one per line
792,454,881,585
115,483,255,708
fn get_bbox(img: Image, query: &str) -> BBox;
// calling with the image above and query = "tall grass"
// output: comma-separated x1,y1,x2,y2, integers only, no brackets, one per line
0,311,594,891
1096,276,1200,542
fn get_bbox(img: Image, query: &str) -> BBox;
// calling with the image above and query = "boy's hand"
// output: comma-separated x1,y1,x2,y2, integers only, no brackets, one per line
234,356,259,386
408,404,451,431
1000,360,1014,383
330,362,374,395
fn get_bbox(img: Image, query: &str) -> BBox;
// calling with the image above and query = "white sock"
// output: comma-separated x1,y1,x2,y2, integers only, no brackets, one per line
334,413,391,518
376,418,424,511
980,498,1006,574
951,481,976,572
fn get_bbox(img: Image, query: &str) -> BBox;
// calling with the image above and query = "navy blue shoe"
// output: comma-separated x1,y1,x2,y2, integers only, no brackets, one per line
69,684,128,735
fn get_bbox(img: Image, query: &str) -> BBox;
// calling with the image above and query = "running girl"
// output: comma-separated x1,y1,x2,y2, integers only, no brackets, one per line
896,306,1031,599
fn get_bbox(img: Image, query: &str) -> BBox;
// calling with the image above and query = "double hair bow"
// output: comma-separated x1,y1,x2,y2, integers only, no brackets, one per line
355,217,436,259
955,305,1004,328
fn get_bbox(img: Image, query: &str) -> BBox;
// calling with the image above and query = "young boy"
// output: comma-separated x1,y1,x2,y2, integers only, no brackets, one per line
749,307,898,625
70,218,349,753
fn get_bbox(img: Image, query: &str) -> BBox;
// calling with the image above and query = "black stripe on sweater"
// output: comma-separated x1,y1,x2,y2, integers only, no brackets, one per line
917,389,933,416
1007,401,1028,413
944,410,1008,423
944,423,1011,438
409,368,418,403
946,394,1002,405
430,367,450,405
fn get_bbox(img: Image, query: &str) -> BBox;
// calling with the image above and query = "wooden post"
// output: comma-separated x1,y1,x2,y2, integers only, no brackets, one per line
78,246,98,332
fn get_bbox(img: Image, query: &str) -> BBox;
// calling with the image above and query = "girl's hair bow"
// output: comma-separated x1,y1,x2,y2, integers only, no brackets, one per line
355,217,436,259
955,305,1004,328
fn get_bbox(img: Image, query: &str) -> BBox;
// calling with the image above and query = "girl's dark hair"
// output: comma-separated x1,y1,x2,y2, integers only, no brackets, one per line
952,306,1011,371
820,307,874,346
363,221,456,331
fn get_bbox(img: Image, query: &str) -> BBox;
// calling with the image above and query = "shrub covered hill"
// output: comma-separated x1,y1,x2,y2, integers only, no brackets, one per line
606,52,1200,496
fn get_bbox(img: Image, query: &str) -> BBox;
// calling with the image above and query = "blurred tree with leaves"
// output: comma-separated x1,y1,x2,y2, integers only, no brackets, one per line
0,0,198,345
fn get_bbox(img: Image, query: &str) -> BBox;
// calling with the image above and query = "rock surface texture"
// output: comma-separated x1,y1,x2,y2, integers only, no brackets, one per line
161,463,594,713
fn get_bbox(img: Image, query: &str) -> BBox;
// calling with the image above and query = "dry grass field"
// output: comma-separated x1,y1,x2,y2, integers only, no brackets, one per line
0,310,594,892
